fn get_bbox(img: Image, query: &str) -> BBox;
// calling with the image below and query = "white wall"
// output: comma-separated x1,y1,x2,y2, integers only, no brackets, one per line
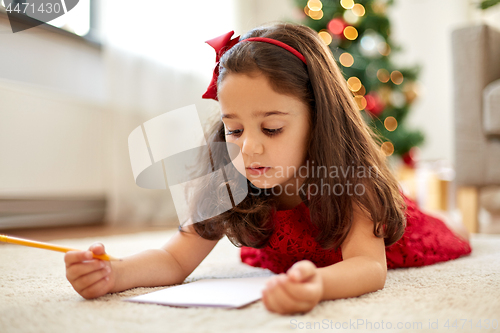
0,14,107,198
233,0,302,34
0,14,104,104
0,78,107,197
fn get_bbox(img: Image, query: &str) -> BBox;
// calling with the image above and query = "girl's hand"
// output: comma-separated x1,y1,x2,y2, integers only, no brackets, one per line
262,260,323,315
64,242,116,299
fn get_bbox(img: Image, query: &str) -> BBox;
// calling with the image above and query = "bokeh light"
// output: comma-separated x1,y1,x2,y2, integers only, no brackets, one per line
354,85,366,96
354,96,367,110
307,0,323,11
339,52,354,67
391,70,404,85
318,30,332,45
352,4,365,16
384,116,398,131
328,18,345,35
347,77,362,92
359,30,384,58
340,0,354,9
381,141,394,156
343,10,359,24
377,69,390,83
378,42,391,56
390,91,406,108
344,26,358,40
309,9,324,20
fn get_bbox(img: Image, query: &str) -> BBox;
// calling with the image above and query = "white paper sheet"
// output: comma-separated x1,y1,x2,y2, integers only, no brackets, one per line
124,276,272,309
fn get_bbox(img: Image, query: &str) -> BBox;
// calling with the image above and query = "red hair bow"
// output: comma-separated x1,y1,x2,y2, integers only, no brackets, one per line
202,30,240,101
202,31,307,101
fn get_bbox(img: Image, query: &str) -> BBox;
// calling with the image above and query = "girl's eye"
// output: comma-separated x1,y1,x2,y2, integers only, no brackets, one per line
225,129,242,137
225,128,283,137
264,128,283,136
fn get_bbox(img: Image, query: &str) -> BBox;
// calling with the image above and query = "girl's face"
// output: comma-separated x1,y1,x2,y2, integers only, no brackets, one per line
218,72,311,193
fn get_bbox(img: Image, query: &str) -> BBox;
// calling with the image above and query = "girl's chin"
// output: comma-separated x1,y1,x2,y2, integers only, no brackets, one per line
248,179,277,189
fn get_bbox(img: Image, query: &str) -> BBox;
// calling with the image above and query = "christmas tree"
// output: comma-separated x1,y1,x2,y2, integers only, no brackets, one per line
294,0,425,167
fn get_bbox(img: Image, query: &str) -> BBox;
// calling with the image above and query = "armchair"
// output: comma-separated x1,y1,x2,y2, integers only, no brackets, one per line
451,23,500,233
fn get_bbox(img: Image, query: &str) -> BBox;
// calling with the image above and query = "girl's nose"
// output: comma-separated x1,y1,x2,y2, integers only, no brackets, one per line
241,133,264,156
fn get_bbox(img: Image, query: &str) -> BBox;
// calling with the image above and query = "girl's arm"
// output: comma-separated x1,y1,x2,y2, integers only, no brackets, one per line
66,222,220,299
110,222,220,293
317,202,387,301
261,202,387,315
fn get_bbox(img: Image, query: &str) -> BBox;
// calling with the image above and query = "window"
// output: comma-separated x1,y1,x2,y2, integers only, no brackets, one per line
0,0,96,41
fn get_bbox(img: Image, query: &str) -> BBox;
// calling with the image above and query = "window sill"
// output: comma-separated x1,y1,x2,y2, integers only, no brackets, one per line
0,7,101,50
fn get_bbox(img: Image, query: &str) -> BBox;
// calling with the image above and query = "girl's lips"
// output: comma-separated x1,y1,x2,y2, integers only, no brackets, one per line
246,167,271,175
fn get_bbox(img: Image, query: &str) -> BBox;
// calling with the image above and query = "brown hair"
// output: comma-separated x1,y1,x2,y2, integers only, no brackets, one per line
179,21,407,251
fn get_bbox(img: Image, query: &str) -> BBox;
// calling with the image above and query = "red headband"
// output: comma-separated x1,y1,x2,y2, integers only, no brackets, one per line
202,30,307,101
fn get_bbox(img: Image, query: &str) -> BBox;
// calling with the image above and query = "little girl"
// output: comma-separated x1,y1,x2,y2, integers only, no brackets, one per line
64,22,472,315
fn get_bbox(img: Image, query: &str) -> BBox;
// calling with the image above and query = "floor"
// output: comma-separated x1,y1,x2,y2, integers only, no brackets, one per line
3,223,499,333
481,219,500,234
1,223,176,241
2,215,500,242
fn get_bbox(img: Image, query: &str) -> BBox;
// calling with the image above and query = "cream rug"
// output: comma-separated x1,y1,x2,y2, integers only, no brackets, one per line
1,230,499,333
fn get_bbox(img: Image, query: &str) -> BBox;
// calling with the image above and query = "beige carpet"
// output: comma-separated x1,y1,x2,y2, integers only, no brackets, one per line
1,230,499,333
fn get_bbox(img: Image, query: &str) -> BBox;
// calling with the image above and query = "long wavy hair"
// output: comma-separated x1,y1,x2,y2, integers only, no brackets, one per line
179,22,407,251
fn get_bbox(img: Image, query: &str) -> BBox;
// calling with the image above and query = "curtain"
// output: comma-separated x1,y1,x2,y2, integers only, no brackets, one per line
98,1,236,226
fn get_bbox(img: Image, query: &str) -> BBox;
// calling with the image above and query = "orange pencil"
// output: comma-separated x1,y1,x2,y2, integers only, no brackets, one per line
0,234,122,261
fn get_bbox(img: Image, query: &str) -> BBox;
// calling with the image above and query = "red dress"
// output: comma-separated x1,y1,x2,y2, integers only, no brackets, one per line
240,194,472,274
